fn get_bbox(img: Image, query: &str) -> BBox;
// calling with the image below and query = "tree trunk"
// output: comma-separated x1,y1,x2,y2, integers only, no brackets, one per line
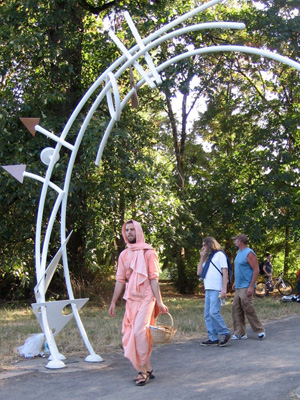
176,246,188,294
164,88,189,292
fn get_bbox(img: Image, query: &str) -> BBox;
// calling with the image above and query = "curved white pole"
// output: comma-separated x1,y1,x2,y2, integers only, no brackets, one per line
157,45,300,73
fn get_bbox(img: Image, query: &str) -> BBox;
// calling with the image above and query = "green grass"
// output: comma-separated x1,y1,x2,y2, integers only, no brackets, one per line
0,291,299,369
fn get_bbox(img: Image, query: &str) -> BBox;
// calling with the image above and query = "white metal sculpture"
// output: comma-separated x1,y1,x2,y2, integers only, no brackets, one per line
2,0,300,369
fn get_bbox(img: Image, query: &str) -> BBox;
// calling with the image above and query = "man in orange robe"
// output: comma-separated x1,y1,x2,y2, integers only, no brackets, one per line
109,219,168,386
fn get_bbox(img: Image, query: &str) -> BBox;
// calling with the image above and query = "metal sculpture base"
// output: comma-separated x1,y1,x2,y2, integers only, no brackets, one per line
85,354,103,363
46,359,66,369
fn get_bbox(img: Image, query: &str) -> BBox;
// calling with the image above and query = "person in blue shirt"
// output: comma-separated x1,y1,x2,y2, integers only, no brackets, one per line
231,234,266,340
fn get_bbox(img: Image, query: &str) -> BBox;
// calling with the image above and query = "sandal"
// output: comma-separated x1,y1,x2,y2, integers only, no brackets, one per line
147,369,155,380
135,372,149,386
134,370,155,381
133,369,155,382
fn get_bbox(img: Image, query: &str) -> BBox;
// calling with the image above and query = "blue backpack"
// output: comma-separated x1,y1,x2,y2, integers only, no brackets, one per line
209,250,233,284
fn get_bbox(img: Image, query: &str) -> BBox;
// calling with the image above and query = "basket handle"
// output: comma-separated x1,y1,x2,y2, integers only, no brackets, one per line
156,312,174,327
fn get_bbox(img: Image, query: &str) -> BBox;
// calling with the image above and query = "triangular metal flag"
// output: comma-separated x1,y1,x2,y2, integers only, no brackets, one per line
34,231,73,302
31,298,89,336
129,67,139,109
20,117,40,137
2,164,26,183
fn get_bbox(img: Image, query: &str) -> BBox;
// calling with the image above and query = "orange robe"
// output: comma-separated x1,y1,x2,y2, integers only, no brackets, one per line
116,221,159,371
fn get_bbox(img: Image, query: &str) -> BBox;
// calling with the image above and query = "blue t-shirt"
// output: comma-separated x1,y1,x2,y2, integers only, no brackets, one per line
234,247,256,289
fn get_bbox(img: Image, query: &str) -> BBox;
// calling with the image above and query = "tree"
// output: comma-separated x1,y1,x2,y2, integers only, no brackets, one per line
192,0,300,275
2,0,300,300
0,0,182,299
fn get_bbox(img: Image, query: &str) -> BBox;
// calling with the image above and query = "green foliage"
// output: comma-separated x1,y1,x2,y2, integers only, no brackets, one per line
1,0,300,299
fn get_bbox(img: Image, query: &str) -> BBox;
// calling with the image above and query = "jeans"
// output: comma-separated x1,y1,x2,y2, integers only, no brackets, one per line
204,290,230,341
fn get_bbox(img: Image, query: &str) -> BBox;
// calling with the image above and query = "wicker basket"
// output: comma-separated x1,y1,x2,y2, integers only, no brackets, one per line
150,312,177,344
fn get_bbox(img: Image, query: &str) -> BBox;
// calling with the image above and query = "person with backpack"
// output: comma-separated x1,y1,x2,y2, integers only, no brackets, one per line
231,234,266,340
261,253,273,294
296,269,300,298
261,253,273,279
197,237,231,347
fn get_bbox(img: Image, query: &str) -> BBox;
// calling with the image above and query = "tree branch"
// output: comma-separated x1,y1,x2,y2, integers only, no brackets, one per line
78,0,119,14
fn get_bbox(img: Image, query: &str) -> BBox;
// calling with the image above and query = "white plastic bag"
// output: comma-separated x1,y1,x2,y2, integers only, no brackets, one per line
17,333,44,358
281,295,294,302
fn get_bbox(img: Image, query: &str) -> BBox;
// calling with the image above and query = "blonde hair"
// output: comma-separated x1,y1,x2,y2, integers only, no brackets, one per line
202,237,222,262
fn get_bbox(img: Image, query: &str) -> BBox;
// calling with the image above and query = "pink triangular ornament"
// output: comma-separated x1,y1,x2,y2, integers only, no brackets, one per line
129,67,139,109
2,164,26,183
20,118,40,137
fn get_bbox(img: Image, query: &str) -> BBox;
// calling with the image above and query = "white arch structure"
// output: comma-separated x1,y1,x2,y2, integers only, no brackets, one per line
3,0,300,369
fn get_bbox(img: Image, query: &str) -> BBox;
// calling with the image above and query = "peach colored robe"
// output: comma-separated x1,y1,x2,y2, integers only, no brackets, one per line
116,220,159,371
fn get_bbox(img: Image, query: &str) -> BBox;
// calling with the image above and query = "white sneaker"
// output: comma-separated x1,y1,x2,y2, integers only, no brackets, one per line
231,334,248,340
231,334,239,340
258,331,266,339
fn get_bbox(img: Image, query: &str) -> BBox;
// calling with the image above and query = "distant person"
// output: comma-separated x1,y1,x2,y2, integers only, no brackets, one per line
262,253,273,294
197,237,231,347
109,219,168,386
296,269,300,298
231,234,266,340
262,253,273,279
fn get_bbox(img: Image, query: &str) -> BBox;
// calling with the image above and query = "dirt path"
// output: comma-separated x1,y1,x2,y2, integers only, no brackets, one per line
1,315,300,400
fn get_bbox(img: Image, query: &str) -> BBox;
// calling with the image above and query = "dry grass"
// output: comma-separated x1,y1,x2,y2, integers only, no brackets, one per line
1,285,300,369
